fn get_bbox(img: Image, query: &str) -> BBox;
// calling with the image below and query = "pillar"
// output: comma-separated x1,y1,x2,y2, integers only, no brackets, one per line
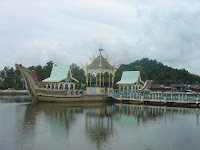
86,73,88,86
109,74,110,87
99,73,101,86
58,83,61,89
73,83,75,90
112,74,114,87
131,85,133,93
103,73,104,86
127,86,130,94
96,74,97,86
68,83,71,90
123,85,125,93
90,74,91,86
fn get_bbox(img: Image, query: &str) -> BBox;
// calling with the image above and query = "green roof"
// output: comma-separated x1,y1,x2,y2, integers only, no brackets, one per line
117,71,141,84
43,65,78,83
88,55,113,69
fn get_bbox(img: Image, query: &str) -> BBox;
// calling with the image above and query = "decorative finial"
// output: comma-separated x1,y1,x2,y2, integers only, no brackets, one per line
99,44,104,55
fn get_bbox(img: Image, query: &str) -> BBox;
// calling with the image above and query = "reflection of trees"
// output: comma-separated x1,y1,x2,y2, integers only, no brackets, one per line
21,102,200,150
114,104,165,125
114,104,200,126
85,105,115,150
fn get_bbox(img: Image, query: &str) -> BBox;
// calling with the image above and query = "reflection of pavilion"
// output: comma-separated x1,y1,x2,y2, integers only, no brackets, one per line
82,47,120,95
85,105,115,150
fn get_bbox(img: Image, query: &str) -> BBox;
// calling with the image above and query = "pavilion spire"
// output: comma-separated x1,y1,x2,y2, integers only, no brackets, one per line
99,44,104,56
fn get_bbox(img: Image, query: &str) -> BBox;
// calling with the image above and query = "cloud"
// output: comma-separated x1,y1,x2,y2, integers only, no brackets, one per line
0,0,200,75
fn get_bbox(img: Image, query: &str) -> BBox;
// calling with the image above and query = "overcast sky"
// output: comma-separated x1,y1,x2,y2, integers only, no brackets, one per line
0,0,200,75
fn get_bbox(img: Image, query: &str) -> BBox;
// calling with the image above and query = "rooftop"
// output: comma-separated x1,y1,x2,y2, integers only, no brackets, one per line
88,55,113,69
43,65,78,83
117,71,143,84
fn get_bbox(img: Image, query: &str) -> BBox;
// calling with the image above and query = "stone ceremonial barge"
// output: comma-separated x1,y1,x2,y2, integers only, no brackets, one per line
15,47,120,102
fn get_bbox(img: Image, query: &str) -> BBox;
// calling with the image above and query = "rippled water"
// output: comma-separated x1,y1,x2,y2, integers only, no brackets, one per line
0,96,200,150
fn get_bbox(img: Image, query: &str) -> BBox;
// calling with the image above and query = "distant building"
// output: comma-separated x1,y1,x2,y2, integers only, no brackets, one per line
42,65,79,90
170,84,188,92
149,84,171,91
116,71,144,93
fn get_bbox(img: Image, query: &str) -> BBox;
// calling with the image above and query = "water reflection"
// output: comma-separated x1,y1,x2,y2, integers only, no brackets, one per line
115,104,200,127
22,103,200,150
0,95,32,103
85,105,115,150
1,99,200,150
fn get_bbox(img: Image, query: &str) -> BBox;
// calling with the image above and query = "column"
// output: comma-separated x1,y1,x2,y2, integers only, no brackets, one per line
119,85,121,93
46,83,48,88
73,83,75,90
89,73,92,86
103,73,104,86
112,74,114,87
123,85,125,93
86,73,88,86
99,73,101,86
131,85,133,93
96,74,98,86
63,83,66,89
58,83,61,89
127,86,130,94
50,83,52,89
109,74,110,87
68,83,71,90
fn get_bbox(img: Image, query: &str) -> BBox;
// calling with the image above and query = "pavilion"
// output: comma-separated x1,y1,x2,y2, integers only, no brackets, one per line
82,47,120,95
42,65,79,90
116,71,144,93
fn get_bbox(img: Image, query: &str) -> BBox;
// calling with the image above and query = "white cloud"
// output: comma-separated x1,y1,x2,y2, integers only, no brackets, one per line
0,0,200,75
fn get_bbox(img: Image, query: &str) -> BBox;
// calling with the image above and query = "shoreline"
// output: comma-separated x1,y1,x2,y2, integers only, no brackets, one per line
0,90,28,96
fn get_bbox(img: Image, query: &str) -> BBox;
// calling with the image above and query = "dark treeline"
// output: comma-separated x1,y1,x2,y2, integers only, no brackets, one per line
1,58,200,90
115,58,200,85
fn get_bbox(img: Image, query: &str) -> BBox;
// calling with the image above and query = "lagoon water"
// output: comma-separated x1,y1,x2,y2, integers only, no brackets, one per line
0,96,200,150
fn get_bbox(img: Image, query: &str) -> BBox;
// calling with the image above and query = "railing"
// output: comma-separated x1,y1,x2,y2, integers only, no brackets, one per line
114,91,200,102
0,90,27,93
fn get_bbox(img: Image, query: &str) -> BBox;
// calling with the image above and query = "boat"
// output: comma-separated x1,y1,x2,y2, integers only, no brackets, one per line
15,64,109,102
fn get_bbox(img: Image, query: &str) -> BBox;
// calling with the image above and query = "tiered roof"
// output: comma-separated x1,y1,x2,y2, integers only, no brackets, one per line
88,55,113,69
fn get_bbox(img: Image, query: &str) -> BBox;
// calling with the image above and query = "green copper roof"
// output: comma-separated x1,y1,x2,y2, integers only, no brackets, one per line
88,55,113,69
117,71,140,84
43,65,70,82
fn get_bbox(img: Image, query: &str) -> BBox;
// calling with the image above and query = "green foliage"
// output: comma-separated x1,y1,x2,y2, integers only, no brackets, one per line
0,67,23,90
115,58,200,85
1,58,200,90
70,63,86,90
28,61,54,81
